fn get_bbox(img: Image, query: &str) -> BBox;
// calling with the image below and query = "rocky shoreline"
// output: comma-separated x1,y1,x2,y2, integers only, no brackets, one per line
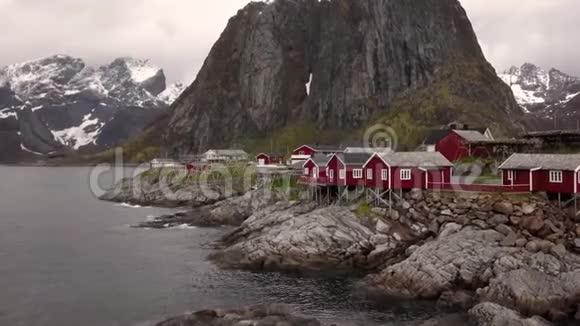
102,175,580,324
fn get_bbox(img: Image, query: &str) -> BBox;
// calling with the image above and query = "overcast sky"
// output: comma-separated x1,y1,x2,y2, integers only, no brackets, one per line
1,0,578,84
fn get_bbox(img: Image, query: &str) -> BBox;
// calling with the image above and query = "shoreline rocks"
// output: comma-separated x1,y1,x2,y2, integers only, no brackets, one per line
135,189,287,228
209,202,381,273
156,304,320,326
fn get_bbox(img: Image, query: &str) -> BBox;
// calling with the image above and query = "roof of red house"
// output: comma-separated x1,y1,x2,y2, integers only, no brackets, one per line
375,152,454,168
335,153,372,167
498,153,580,171
306,153,333,167
303,144,345,152
452,130,489,142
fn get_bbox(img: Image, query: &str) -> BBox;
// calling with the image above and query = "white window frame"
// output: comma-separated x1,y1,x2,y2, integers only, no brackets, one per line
400,169,412,181
366,169,373,180
329,169,334,180
339,169,346,180
304,167,309,176
507,170,514,181
381,169,389,181
353,169,363,179
549,170,563,183
313,167,318,178
299,151,305,155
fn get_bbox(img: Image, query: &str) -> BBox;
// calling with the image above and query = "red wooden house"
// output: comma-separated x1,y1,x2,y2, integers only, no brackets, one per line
363,152,454,190
256,153,284,166
424,129,492,162
325,153,372,187
499,153,580,194
301,154,332,185
291,144,344,164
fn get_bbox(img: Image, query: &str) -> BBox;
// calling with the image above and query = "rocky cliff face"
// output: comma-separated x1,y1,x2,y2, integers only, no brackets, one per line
164,0,521,155
0,55,184,161
499,63,580,130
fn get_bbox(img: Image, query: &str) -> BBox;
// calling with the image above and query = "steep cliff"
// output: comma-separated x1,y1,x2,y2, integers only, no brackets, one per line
164,0,521,154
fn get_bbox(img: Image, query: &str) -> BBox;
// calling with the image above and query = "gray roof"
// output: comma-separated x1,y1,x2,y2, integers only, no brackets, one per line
379,152,453,168
498,153,580,171
344,147,392,154
336,153,372,167
305,144,344,152
206,149,248,156
310,153,332,167
453,130,489,142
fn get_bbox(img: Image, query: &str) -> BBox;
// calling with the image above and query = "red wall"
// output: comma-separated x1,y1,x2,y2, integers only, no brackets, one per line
436,132,467,162
502,169,530,187
436,131,491,162
293,146,317,156
533,170,575,193
363,156,390,189
502,169,577,193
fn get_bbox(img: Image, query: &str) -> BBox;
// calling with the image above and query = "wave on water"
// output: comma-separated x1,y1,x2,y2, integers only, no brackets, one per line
116,203,149,209
174,224,197,230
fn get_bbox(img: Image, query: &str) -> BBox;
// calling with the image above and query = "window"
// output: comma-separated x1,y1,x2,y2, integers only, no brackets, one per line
381,169,389,181
304,168,309,176
367,169,373,180
507,170,514,181
353,169,363,179
550,170,563,183
313,167,318,177
400,169,412,181
299,151,305,155
329,169,334,180
339,169,346,179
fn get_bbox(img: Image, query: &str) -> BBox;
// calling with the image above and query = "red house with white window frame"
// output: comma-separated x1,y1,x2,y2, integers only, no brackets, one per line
326,153,372,187
498,153,580,194
302,154,332,185
363,152,454,190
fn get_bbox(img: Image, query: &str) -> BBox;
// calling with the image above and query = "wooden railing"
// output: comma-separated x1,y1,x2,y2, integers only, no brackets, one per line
298,176,330,185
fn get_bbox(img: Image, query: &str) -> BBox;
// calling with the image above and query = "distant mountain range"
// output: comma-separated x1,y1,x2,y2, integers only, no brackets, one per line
499,63,580,129
0,55,184,162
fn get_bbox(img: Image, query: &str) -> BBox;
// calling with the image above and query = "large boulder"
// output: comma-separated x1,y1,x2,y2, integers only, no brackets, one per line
478,269,580,319
367,227,517,298
469,303,552,326
209,202,383,273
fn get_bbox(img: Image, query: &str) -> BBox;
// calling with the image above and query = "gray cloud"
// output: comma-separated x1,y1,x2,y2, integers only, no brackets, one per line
1,0,579,84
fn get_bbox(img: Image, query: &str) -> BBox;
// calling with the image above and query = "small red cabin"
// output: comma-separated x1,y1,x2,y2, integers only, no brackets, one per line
256,153,284,166
326,153,372,187
499,153,580,194
302,154,332,185
363,152,453,190
425,129,492,162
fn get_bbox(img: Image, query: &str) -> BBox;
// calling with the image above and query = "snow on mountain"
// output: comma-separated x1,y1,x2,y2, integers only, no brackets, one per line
500,63,580,129
499,63,580,108
0,55,185,160
158,83,185,105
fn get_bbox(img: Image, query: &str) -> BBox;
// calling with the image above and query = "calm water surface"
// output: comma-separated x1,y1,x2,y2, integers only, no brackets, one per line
0,167,442,326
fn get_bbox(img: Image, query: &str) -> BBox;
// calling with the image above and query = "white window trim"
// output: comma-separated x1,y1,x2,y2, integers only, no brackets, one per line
329,169,334,179
339,169,346,180
313,167,318,178
549,170,563,184
353,169,363,179
381,169,389,181
507,170,514,181
304,168,309,176
400,169,412,181
366,169,373,180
